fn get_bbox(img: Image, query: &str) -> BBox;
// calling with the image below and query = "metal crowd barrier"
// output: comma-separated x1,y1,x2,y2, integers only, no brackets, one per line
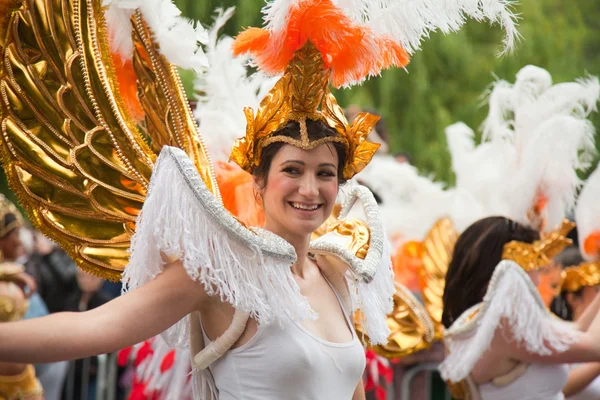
63,353,119,400
398,362,452,400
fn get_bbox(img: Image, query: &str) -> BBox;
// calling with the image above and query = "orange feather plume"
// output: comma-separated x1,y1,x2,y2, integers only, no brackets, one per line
232,0,410,88
583,231,600,259
110,51,144,123
215,161,265,227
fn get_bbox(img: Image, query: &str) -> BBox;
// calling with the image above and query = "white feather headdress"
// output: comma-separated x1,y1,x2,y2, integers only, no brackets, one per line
103,0,208,72
193,9,277,162
447,65,599,231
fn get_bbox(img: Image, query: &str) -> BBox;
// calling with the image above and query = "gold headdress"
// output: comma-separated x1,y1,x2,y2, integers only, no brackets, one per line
229,0,410,180
0,194,23,239
502,219,575,272
561,262,600,293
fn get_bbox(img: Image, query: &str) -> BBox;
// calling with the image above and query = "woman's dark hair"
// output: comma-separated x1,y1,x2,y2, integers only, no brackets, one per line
550,246,586,321
441,217,540,328
252,119,347,188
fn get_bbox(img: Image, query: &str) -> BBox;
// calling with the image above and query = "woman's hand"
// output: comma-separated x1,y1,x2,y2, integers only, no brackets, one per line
11,271,37,298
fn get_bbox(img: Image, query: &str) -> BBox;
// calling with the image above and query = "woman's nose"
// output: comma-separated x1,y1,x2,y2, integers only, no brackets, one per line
298,174,319,198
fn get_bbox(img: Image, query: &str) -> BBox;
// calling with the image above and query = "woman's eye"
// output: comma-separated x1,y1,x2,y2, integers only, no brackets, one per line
319,170,336,177
283,167,300,174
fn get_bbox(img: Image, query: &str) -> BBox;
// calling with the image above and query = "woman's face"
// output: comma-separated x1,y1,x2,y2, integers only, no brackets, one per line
527,269,541,286
0,228,24,262
259,143,339,239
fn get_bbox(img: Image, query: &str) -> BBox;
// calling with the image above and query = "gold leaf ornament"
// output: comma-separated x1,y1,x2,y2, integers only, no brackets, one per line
502,220,575,272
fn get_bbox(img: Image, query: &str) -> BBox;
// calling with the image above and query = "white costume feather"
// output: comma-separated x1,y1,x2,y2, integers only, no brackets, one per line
194,9,277,162
575,167,600,260
449,65,599,231
264,0,519,55
103,0,208,72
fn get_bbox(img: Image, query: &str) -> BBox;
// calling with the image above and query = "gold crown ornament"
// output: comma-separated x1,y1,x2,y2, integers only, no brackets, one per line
229,41,381,180
502,219,575,272
228,0,413,180
561,261,600,293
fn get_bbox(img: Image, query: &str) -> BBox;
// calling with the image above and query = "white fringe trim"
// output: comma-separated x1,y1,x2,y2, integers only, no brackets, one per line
348,236,395,345
440,260,580,383
122,146,313,347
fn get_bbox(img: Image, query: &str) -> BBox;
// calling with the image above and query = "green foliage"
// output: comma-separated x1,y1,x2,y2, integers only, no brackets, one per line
178,0,600,184
2,1,599,199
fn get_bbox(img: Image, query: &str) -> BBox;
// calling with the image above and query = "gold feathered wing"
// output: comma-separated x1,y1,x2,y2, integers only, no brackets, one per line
419,217,458,338
0,0,218,281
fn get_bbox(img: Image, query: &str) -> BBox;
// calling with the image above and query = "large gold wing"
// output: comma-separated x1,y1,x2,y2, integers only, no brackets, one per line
0,0,218,281
355,282,435,358
419,217,458,338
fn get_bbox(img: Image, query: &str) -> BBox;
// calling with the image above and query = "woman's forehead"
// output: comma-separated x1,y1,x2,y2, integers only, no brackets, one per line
273,143,339,166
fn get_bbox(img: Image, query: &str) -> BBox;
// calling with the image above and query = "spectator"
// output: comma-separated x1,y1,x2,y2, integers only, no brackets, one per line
62,269,112,400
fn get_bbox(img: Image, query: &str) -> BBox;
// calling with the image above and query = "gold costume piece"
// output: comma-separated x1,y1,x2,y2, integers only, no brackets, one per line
420,217,458,338
229,42,380,180
0,195,23,238
562,261,600,293
0,1,220,281
0,365,43,400
502,220,575,272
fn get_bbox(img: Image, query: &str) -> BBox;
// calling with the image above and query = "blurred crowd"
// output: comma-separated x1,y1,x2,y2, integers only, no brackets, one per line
0,216,125,400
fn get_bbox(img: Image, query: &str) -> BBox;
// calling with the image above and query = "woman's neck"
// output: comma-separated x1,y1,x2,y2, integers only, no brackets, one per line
263,222,312,279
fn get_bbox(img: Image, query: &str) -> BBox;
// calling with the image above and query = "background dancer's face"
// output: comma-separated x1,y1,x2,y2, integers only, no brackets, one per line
259,143,339,238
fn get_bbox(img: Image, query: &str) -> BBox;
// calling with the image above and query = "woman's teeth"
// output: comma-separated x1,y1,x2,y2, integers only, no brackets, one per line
290,202,319,211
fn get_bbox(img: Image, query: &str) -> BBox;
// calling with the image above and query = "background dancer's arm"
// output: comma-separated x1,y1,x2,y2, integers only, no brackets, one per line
574,291,600,332
563,363,600,397
500,309,600,363
0,261,208,363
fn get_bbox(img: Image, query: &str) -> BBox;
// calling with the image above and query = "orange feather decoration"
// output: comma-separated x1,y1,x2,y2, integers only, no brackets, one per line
110,51,145,123
232,0,410,88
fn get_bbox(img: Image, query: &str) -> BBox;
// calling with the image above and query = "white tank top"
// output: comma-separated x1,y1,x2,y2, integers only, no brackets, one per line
479,363,568,400
201,281,366,399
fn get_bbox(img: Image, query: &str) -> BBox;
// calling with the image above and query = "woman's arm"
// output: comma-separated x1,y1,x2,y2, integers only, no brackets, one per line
574,291,600,332
0,261,208,363
501,308,600,364
563,363,600,397
352,378,366,400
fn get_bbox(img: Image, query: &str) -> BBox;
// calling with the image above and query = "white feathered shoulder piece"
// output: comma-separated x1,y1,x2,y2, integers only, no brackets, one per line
439,260,579,383
122,147,313,347
310,185,395,345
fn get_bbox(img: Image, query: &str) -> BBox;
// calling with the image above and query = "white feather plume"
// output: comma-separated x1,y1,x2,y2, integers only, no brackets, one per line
451,65,599,231
335,0,519,55
103,0,208,72
194,9,278,161
354,155,484,242
261,0,518,55
576,167,600,260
